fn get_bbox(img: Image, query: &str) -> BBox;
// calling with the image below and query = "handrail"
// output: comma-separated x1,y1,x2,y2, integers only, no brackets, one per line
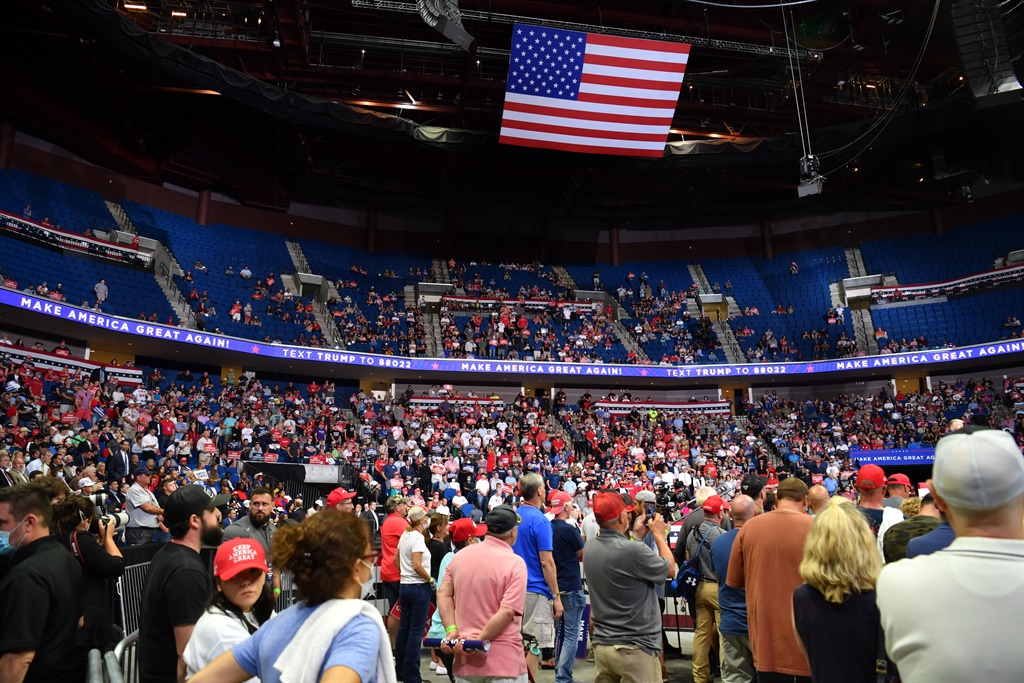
871,263,1024,300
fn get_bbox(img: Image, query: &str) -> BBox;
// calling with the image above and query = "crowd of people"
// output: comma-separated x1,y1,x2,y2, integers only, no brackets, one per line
0,340,1023,682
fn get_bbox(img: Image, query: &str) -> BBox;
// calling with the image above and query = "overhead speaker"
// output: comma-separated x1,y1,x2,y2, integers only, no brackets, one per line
417,0,474,51
951,0,1023,108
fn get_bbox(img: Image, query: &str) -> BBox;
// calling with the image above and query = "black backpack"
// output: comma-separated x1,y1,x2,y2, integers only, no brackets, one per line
673,524,713,600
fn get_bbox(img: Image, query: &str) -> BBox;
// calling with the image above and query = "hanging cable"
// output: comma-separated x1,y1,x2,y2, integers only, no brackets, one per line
819,0,942,171
790,7,814,158
780,7,808,160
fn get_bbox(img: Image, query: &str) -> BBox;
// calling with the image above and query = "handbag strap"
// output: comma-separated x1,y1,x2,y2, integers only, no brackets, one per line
875,621,889,683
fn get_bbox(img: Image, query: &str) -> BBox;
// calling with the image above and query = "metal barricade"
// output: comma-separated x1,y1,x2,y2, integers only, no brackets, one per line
274,570,298,612
105,630,138,683
116,563,151,638
86,648,103,683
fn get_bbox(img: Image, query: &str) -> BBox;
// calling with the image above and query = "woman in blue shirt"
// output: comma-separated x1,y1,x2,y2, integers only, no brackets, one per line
191,509,395,683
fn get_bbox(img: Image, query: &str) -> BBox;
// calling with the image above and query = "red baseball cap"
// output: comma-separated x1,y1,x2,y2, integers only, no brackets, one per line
856,464,887,490
326,487,357,507
548,490,574,515
886,473,911,486
702,494,730,515
593,492,626,523
449,518,488,544
213,538,269,580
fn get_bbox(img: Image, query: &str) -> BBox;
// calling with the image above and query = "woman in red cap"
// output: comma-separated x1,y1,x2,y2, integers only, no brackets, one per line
184,538,274,681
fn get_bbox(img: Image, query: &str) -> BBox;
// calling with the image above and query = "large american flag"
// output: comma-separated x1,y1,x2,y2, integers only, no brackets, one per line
500,24,690,158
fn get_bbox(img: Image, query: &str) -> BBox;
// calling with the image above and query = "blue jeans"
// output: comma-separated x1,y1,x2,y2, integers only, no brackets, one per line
396,581,432,683
554,589,585,683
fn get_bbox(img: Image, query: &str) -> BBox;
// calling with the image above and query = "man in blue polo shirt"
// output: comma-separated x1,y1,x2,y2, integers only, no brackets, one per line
710,494,757,683
549,490,584,683
513,472,564,680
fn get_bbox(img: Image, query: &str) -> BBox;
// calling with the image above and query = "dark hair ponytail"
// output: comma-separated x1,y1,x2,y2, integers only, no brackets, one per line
207,582,275,634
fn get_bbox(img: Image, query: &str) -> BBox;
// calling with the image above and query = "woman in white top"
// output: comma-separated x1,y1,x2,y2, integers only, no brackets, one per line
184,538,274,681
394,506,433,683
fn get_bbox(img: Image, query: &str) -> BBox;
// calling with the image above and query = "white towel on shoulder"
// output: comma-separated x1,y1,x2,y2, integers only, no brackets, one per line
273,599,397,683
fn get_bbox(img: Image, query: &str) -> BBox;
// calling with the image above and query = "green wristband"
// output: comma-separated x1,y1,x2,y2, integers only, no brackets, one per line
445,625,458,635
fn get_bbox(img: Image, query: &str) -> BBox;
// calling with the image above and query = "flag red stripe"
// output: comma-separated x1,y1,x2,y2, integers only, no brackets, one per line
580,73,684,91
498,135,665,158
577,91,682,109
585,33,691,55
502,100,673,127
501,119,669,142
584,52,689,73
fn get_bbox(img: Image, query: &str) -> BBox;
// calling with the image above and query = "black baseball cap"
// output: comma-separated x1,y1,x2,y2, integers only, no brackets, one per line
741,474,768,498
164,486,230,527
484,505,521,535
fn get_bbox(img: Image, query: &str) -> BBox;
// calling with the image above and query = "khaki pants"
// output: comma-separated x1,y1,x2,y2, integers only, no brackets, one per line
692,581,721,683
594,644,661,683
720,633,756,683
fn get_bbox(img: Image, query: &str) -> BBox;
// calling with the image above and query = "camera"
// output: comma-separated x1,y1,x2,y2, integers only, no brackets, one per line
90,510,130,534
85,492,108,508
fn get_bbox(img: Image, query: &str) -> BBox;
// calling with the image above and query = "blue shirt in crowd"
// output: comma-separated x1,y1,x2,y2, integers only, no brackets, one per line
709,528,748,636
906,521,956,558
233,602,379,683
550,519,584,593
513,504,554,598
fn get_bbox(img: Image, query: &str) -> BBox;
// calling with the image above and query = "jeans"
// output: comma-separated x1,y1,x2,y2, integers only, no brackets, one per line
554,589,585,683
396,582,432,683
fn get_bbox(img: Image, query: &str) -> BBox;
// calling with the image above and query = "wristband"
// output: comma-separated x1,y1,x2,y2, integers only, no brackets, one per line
273,588,281,596
445,625,458,635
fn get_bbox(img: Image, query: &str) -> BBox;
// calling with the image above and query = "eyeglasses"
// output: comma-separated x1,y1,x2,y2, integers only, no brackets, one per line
362,551,379,563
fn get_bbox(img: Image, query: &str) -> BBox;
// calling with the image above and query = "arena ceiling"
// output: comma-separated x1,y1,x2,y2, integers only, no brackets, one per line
3,0,1023,221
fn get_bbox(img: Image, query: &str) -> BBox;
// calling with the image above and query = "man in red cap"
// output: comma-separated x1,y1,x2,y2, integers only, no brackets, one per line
686,494,729,683
325,487,356,512
582,492,675,683
883,473,913,510
855,464,903,547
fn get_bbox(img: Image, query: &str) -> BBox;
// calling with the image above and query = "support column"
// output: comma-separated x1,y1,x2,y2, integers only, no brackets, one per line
760,213,773,260
367,204,378,253
610,224,621,266
0,123,14,171
196,189,212,226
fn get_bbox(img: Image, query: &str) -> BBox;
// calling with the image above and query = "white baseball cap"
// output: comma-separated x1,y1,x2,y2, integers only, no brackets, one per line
932,428,1024,511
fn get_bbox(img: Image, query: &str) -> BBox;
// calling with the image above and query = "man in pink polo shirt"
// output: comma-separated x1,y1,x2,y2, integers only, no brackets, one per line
438,504,528,683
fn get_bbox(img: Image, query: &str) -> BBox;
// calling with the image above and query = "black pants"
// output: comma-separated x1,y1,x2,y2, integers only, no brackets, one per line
756,671,811,683
125,527,156,546
434,649,455,683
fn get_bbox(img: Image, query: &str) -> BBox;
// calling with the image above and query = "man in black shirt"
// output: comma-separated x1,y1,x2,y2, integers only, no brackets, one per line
0,484,82,683
138,485,228,683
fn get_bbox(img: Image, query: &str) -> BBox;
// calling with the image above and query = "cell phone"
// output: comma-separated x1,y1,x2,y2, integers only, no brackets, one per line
645,503,656,520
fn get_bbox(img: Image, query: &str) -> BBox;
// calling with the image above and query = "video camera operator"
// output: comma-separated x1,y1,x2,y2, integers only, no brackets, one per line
51,495,126,653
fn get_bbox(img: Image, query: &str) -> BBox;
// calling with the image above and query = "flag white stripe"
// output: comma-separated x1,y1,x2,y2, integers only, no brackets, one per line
499,125,666,151
585,42,689,65
504,92,676,119
582,62,688,83
578,82,681,102
501,109,669,134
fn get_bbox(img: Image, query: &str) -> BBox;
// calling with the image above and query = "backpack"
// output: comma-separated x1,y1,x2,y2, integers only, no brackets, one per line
673,524,714,600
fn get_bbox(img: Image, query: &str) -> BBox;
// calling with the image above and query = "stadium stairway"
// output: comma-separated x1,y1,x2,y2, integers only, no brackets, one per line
688,263,745,365
612,317,650,363
285,241,342,348
687,263,712,292
105,201,138,236
552,264,577,290
844,246,868,279
433,258,451,285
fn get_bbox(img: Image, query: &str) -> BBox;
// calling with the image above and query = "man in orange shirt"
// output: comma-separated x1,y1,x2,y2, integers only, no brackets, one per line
726,478,813,683
380,493,411,646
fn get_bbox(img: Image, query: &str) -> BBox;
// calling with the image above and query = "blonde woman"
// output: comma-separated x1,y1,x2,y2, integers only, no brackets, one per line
792,497,886,683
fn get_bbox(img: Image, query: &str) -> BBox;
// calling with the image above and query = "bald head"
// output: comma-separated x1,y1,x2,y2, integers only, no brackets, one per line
729,494,757,527
808,485,830,515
